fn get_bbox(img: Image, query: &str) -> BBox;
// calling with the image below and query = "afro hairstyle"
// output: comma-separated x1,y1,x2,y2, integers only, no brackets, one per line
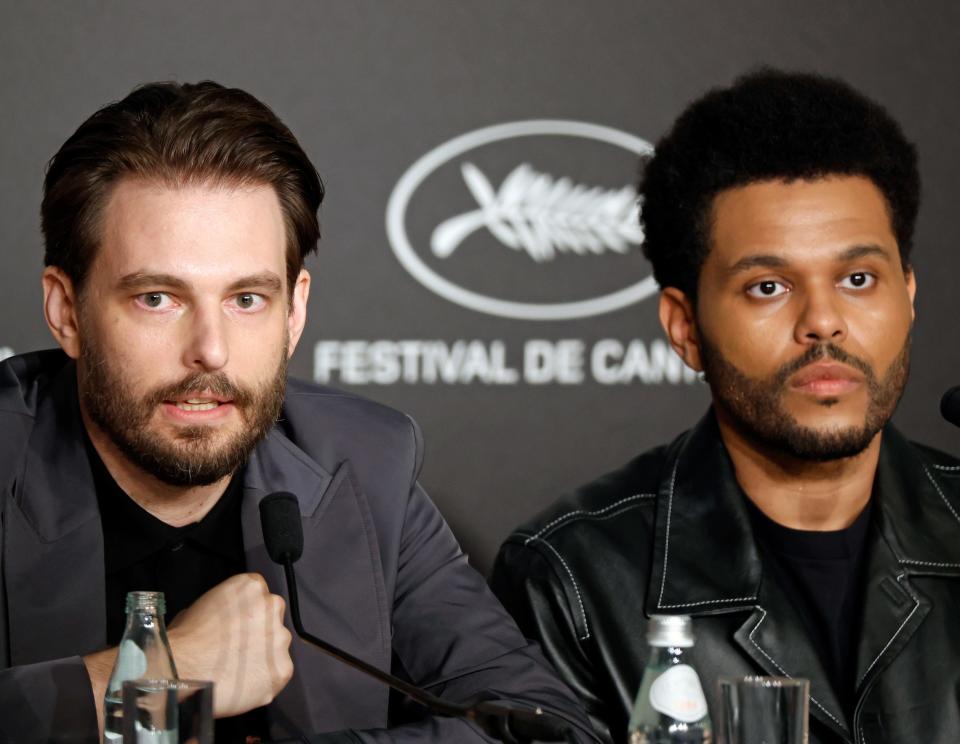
638,68,920,299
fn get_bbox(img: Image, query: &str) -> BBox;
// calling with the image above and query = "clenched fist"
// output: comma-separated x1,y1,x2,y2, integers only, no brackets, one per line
167,573,294,717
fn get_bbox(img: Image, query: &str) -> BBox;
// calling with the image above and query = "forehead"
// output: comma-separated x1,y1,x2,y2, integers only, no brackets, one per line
707,176,898,264
96,178,286,279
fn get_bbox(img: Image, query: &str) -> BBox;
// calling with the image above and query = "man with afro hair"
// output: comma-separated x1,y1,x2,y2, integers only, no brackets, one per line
494,69,960,744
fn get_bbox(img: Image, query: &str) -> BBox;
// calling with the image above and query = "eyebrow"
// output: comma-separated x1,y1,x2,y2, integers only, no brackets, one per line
116,271,284,294
725,243,893,275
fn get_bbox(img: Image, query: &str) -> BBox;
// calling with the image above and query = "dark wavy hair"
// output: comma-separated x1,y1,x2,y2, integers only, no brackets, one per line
639,69,920,298
42,81,324,298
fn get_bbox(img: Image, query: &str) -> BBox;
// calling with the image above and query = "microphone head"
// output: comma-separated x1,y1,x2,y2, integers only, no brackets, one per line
941,386,960,428
259,492,304,564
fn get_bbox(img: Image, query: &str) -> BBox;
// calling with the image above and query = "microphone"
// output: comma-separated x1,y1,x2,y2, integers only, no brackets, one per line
258,492,573,744
941,386,960,428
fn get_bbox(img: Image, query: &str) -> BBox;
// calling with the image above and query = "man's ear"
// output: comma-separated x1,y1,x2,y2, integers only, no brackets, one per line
42,267,82,359
905,265,917,323
659,287,703,372
287,268,311,356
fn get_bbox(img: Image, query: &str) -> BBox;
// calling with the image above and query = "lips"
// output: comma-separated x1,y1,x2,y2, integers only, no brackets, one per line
789,362,863,395
164,392,234,414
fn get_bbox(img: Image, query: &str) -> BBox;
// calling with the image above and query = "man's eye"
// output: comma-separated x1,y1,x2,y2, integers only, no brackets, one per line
839,272,876,289
137,292,172,309
746,280,789,298
234,293,265,310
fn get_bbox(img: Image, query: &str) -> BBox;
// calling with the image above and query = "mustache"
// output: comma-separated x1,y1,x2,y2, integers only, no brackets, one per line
144,372,255,408
774,343,874,385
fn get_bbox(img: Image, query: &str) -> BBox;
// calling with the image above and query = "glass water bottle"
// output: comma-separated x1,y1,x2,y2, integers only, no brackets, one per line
628,614,712,744
103,591,179,742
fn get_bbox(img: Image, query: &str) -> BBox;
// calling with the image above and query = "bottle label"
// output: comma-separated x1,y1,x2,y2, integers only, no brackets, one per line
649,664,708,723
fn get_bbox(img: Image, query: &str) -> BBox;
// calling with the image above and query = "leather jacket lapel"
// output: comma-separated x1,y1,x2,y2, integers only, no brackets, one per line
853,428,949,698
733,581,851,739
853,540,929,702
4,361,106,664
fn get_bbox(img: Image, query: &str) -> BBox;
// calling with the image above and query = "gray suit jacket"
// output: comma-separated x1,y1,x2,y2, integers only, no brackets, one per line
0,350,595,743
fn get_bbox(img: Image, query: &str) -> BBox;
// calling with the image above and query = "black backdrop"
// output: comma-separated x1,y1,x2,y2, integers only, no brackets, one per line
2,1,959,573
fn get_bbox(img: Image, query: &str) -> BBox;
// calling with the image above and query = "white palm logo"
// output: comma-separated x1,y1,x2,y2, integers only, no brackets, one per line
430,162,644,262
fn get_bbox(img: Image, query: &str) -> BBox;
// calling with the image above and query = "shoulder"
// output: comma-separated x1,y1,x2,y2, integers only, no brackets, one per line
284,377,411,430
0,349,67,438
507,442,670,551
0,350,69,478
911,440,960,478
279,377,423,483
495,439,676,611
0,349,68,418
887,425,960,494
493,439,675,645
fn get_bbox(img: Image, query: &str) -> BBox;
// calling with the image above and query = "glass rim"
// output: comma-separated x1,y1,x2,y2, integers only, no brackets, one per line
718,675,809,688
125,590,165,614
121,678,213,691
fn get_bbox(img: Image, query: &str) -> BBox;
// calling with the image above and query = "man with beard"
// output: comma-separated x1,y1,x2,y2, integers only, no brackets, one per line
492,70,960,744
0,82,595,743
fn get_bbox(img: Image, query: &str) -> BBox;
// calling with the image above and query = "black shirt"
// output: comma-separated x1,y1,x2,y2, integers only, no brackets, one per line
90,442,268,742
746,497,873,717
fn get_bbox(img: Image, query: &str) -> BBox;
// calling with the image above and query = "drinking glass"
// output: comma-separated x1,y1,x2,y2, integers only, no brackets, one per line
718,676,809,744
122,679,214,744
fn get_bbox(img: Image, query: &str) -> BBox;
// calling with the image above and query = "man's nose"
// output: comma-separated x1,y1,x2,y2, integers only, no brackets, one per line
182,303,229,371
794,283,848,345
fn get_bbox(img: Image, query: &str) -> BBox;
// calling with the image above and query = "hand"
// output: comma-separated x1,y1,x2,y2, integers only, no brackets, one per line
167,573,294,717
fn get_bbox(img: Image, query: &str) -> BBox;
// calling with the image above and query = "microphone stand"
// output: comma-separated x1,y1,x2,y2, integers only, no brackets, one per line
280,560,574,744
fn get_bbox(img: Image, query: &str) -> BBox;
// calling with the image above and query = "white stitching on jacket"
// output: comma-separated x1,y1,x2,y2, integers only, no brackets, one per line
658,595,756,609
524,493,656,543
748,608,843,728
518,533,591,641
922,463,960,526
654,453,754,608
656,457,680,608
856,573,920,688
902,559,960,568
932,463,960,471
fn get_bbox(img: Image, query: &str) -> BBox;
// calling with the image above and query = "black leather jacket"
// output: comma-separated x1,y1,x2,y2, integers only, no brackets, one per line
492,412,960,744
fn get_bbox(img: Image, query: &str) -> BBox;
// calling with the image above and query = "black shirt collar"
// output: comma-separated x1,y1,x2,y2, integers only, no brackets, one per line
86,437,245,575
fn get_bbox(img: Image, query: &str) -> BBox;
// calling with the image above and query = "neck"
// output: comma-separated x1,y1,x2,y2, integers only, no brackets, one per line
80,407,232,528
714,407,880,531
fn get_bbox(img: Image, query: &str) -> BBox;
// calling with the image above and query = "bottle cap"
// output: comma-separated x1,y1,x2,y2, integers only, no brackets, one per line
125,591,165,614
646,614,694,648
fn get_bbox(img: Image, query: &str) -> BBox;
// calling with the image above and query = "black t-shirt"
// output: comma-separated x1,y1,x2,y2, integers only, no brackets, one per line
89,441,268,742
746,497,873,717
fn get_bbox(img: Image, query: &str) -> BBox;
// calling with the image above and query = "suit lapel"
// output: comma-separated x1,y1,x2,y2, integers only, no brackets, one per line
4,363,106,664
242,429,391,737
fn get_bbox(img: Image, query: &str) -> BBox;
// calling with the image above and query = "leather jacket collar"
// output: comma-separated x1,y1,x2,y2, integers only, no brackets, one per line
646,411,960,618
643,411,960,738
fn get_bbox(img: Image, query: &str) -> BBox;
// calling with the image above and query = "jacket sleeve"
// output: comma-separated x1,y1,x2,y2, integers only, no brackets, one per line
0,486,99,743
0,657,99,743
490,539,619,744
344,481,600,743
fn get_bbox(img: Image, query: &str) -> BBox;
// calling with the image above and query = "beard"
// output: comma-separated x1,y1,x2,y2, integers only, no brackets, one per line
699,336,910,462
79,339,287,487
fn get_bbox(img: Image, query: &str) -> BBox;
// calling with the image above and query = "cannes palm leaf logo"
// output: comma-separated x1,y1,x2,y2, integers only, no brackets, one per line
430,162,644,262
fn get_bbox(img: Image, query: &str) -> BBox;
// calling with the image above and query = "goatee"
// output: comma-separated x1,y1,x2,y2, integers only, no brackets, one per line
79,341,287,487
700,337,910,462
